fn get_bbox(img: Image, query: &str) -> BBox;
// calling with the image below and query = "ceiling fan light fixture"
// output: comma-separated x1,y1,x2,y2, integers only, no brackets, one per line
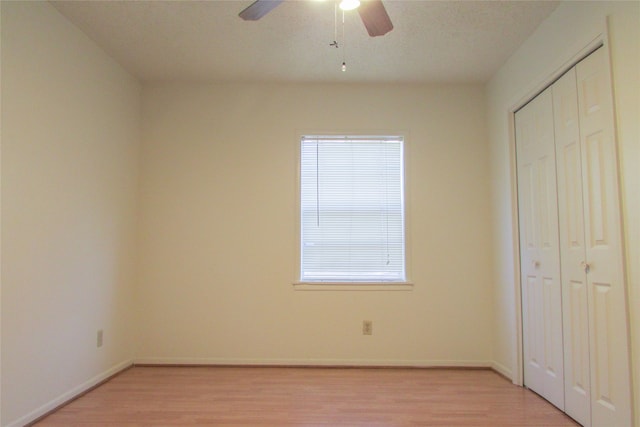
339,0,360,11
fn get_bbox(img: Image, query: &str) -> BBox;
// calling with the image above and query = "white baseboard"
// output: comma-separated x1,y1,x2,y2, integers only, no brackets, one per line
491,360,513,381
7,359,132,427
134,357,493,368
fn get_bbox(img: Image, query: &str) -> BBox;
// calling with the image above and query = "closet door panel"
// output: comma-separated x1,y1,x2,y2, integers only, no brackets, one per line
553,69,591,427
584,134,609,248
592,282,614,407
568,280,590,391
517,100,544,396
577,48,632,427
516,90,565,410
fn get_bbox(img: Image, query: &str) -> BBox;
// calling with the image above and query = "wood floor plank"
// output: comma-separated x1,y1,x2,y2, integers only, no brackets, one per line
33,366,580,426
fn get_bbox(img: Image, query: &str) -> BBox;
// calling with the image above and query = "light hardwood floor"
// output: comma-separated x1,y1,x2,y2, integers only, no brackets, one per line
33,366,580,426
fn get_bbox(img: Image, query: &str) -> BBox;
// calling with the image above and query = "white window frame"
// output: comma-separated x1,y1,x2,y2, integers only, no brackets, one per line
294,133,412,291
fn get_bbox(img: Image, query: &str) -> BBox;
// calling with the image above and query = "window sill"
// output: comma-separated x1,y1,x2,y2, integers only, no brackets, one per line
293,282,414,291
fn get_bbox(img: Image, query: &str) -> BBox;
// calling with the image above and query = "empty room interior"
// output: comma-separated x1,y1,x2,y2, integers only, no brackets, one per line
1,1,639,426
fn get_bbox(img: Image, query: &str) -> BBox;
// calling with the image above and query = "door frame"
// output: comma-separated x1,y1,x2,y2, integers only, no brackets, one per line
507,22,612,388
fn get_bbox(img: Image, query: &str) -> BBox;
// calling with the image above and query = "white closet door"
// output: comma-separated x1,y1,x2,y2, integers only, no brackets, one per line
553,68,591,427
576,48,633,427
516,89,565,410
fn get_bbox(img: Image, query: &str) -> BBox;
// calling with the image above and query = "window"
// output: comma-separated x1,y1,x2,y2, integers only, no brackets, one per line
299,135,406,283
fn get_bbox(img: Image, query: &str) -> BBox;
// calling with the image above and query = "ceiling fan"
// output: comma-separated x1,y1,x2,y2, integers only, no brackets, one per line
239,0,394,37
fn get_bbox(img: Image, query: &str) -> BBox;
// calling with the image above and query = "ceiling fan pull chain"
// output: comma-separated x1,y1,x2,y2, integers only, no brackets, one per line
342,9,347,71
330,2,339,48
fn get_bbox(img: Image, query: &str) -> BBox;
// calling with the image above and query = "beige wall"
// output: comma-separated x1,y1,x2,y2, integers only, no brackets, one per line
0,2,141,425
486,1,640,424
137,83,494,366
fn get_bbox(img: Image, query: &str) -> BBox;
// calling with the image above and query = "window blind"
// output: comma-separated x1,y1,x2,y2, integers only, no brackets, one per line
300,135,406,282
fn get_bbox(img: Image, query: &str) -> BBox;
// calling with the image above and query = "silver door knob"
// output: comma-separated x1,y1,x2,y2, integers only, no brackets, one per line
581,261,591,273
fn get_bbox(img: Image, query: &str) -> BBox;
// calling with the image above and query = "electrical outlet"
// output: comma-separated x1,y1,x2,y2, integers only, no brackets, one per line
97,329,104,348
363,320,373,335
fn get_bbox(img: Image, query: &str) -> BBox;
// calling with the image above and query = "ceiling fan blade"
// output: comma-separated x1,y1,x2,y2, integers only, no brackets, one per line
358,0,393,37
239,0,284,21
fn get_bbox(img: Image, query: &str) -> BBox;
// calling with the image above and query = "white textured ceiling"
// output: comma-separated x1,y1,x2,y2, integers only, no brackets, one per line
51,0,559,84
